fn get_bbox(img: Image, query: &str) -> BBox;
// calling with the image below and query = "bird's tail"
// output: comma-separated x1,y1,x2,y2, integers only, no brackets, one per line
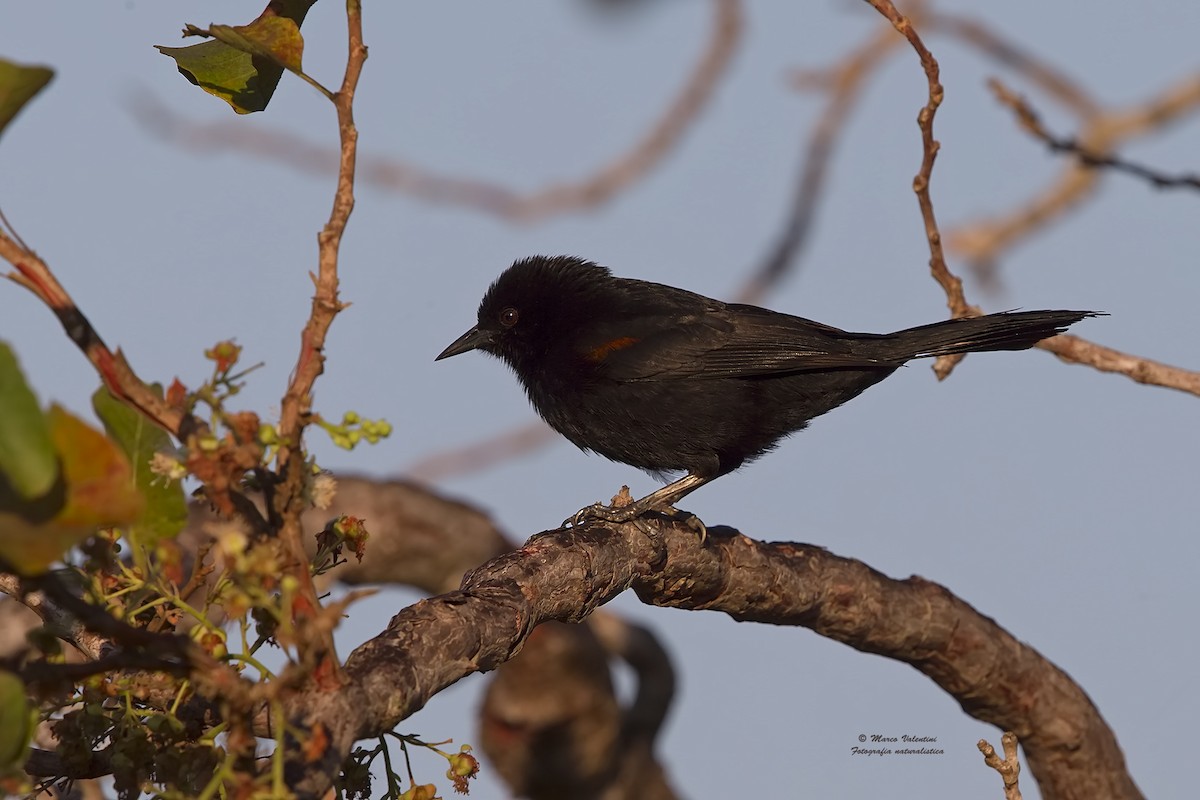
882,310,1098,360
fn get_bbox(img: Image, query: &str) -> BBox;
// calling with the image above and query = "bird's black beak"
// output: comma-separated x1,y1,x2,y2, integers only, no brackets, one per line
436,326,493,360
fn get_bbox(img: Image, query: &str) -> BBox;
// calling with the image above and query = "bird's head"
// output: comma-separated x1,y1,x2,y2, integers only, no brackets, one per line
436,255,616,373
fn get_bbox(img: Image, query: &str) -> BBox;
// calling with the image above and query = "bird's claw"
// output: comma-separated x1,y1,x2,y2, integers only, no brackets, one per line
668,506,708,546
565,501,708,545
564,502,638,528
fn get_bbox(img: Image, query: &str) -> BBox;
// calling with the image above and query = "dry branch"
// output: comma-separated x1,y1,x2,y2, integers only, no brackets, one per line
863,0,976,384
266,2,369,687
947,70,1200,276
979,731,1024,800
1040,334,1200,397
989,78,1200,191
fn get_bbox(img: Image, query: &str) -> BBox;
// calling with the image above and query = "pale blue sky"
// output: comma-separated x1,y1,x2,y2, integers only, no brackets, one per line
3,2,1197,798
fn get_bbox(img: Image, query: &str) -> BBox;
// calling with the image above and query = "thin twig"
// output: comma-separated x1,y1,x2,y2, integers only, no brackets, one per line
0,216,273,534
14,569,190,658
270,0,369,688
0,222,190,437
947,70,1200,278
979,731,1023,800
863,0,976,382
0,572,107,660
989,78,1200,191
21,648,191,686
1040,334,1200,397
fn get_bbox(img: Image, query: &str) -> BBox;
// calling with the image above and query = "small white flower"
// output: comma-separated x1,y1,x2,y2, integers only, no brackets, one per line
149,451,188,482
311,472,338,510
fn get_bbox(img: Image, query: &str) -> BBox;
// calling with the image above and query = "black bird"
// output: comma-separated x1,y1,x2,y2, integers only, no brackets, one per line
437,255,1096,523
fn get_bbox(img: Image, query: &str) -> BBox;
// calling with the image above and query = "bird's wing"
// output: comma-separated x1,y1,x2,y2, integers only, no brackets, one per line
578,304,898,381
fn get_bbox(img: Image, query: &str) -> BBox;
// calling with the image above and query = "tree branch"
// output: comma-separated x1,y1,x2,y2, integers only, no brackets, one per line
282,519,1142,800
0,216,196,439
989,78,1200,191
864,0,978,387
269,0,368,687
1039,333,1200,397
947,70,1200,278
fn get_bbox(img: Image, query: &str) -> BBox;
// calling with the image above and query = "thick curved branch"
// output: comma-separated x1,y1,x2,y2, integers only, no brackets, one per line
479,617,679,800
184,476,676,797
284,520,1142,800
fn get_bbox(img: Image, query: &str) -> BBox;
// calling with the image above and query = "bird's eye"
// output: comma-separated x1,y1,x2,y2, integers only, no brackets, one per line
499,307,519,328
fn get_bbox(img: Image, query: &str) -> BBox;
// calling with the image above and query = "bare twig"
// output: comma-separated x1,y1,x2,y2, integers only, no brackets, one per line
21,648,191,686
0,211,276,537
0,216,193,438
0,573,107,660
989,78,1200,191
269,0,368,688
979,731,1023,800
854,8,1200,397
0,568,251,723
1039,334,1200,397
0,569,189,659
947,70,1200,277
24,747,113,780
863,0,976,382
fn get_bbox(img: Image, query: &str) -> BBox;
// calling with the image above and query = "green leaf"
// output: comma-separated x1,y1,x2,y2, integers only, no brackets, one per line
155,0,317,114
156,38,283,115
93,386,187,545
0,343,58,500
0,405,144,575
0,58,53,140
0,671,34,776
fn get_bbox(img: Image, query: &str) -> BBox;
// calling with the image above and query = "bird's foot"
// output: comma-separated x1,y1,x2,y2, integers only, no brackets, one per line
565,501,642,528
565,494,707,545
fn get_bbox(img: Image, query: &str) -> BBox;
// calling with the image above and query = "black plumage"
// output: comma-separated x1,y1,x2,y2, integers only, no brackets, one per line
438,255,1097,520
